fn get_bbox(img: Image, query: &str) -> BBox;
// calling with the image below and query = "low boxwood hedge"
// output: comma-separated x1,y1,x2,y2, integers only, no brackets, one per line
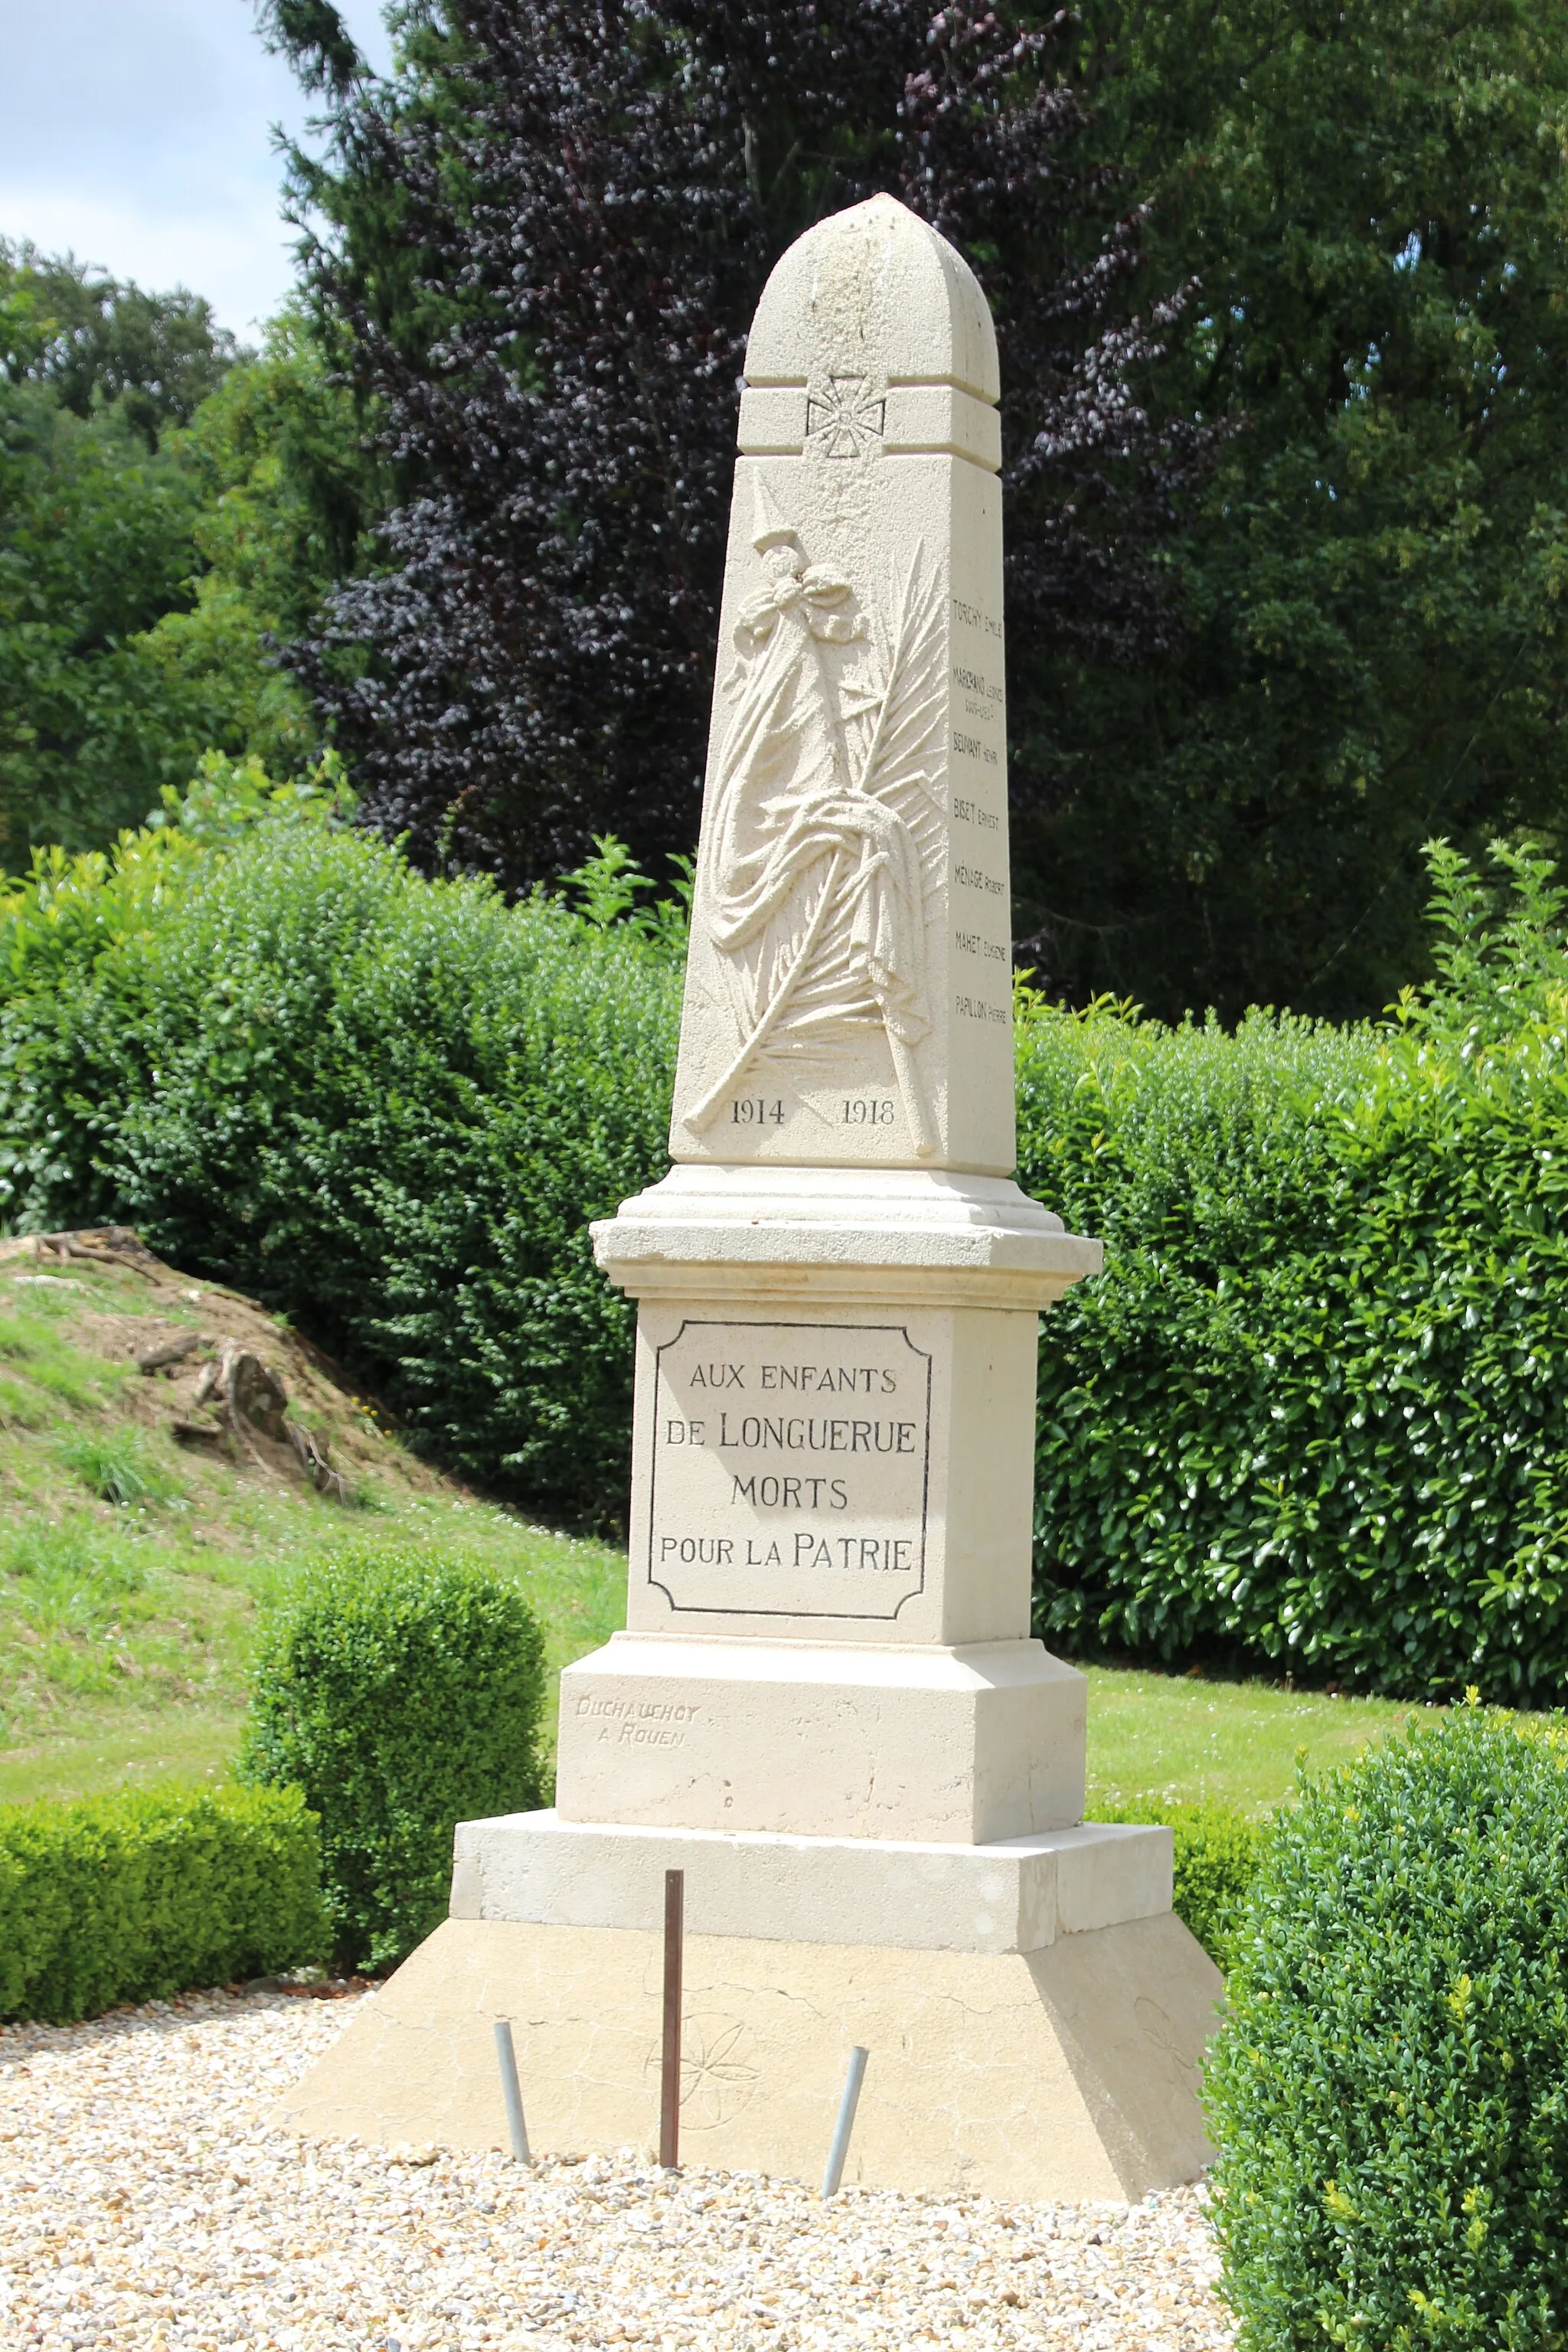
239,1546,548,1972
1097,1795,1265,1971
0,1781,328,2024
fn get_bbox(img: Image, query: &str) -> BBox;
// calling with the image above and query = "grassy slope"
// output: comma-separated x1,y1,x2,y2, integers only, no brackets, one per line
0,1248,623,1805
0,1242,1455,1817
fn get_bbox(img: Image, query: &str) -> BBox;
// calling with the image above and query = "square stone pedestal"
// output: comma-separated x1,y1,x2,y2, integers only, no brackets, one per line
278,1811,1222,2200
555,1634,1087,1842
276,1910,1220,2203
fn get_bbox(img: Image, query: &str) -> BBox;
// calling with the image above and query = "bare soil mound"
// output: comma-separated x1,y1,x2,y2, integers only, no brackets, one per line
1,1227,440,1508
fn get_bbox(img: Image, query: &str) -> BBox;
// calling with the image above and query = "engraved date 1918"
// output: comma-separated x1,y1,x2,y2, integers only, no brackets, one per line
731,1098,786,1125
843,1099,895,1126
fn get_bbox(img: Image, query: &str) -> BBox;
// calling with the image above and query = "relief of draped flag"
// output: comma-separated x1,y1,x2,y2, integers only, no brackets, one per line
682,488,946,1151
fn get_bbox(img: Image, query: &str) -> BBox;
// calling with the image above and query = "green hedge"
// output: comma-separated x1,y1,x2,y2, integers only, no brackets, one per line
10,817,1568,1694
0,1782,328,2024
240,1547,548,1972
1021,844,1568,1700
1097,1796,1265,1971
1206,1707,1568,2346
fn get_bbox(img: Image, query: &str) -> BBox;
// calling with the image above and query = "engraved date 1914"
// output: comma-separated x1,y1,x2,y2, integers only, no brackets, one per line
731,1098,786,1126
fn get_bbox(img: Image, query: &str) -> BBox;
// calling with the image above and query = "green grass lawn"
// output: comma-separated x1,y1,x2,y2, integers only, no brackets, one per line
1081,1664,1449,1816
5,1642,1454,1816
0,1250,626,1806
0,1500,626,1807
3,1511,1452,1818
0,1242,1477,1818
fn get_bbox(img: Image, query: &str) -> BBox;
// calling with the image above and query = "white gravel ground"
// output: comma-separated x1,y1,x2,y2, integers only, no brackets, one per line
0,1985,1234,2351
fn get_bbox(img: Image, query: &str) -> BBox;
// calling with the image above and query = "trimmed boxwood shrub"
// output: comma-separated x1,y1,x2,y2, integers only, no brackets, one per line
239,1547,548,1972
1205,1704,1568,2347
0,1782,327,2024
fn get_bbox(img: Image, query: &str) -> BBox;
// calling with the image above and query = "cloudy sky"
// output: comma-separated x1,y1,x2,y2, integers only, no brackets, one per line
0,0,397,339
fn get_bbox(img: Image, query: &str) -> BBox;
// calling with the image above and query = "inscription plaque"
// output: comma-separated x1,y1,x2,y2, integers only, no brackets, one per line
646,1319,932,1622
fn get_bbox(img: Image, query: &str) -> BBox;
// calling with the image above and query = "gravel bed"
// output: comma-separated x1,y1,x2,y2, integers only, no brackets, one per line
1,1986,1233,2350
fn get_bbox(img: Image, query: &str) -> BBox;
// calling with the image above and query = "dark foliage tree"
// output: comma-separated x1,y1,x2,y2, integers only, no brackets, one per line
259,0,1200,890
1014,0,1568,1021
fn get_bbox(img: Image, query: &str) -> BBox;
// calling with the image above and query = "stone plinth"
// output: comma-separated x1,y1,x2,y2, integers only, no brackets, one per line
555,1635,1086,1843
450,1811,1172,1955
276,1917,1220,2204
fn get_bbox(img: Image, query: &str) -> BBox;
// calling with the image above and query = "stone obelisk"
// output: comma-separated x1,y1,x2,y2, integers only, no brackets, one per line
283,197,1220,2200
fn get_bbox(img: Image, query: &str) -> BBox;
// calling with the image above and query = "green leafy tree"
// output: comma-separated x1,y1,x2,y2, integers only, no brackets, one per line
0,381,209,860
1018,0,1568,1019
135,311,384,783
1,240,239,450
0,250,377,866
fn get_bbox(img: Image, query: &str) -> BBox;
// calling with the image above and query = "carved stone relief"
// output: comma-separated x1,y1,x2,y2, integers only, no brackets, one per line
679,479,946,1155
805,374,887,459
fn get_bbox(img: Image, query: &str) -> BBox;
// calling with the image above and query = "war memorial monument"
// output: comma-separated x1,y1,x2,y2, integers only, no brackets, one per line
284,194,1220,2199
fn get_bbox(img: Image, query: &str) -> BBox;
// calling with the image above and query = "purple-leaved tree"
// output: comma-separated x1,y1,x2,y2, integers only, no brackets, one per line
260,0,1201,889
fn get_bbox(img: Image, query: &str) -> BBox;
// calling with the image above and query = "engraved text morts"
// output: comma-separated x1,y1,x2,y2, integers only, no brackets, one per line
281,195,1223,2200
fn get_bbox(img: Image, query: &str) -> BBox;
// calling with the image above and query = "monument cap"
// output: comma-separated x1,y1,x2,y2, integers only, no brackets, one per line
743,192,1000,406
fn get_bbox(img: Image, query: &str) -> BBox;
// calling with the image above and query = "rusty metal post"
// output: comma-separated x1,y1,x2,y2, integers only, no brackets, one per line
659,1867,684,2169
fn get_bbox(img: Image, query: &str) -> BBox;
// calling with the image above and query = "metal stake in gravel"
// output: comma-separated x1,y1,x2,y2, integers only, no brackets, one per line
0,1985,1235,2350
822,2046,869,2199
660,1868,684,2169
492,2020,532,2164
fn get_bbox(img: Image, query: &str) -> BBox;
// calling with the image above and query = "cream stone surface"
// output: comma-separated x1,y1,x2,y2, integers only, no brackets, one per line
613,1299,1039,1645
669,195,1015,1174
596,1163,1090,1251
586,202,1098,1785
741,199,999,403
281,198,1215,2200
593,1167,1101,1307
276,1916,1220,2203
449,1812,1173,1955
554,1635,1086,1842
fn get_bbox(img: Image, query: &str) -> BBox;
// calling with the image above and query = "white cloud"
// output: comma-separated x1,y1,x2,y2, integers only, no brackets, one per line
0,0,398,338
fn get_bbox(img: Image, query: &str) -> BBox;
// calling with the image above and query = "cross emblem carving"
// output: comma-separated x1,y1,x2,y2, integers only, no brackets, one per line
805,374,887,459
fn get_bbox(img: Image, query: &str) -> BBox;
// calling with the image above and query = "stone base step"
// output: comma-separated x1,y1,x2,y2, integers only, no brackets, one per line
451,1808,1172,1957
276,1913,1220,2200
